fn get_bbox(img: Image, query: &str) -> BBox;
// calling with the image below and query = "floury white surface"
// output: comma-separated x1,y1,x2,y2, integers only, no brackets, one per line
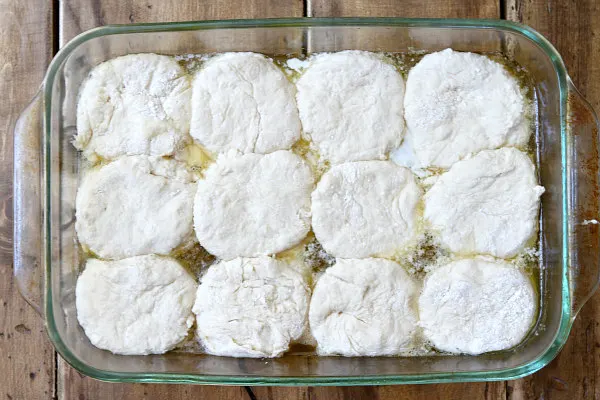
76,255,197,355
296,51,405,164
193,150,314,260
419,258,536,355
193,257,310,358
76,54,191,160
404,49,529,168
75,156,197,260
424,148,544,258
311,161,422,259
309,258,419,356
190,52,301,154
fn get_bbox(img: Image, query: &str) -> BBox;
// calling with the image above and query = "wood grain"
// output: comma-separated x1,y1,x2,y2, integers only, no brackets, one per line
505,1,600,397
60,0,303,43
0,0,56,399
58,358,250,400
308,0,499,18
253,382,506,400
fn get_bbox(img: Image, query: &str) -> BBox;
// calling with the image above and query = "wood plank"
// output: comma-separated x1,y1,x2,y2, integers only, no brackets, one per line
506,1,600,399
0,0,56,399
58,358,249,400
60,0,303,43
253,382,506,400
58,1,303,399
308,0,499,18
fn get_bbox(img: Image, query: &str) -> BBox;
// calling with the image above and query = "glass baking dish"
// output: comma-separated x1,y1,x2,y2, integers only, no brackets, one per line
12,18,600,385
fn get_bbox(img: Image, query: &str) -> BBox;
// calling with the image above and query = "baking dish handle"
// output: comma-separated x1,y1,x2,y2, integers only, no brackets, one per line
567,78,600,319
13,91,44,317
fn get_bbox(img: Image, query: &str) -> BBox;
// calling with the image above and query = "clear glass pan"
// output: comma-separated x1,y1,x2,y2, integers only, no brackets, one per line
12,18,600,385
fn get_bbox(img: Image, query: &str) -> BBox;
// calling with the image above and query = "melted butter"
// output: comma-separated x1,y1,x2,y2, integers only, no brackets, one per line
291,138,330,181
385,51,427,79
272,53,306,82
276,234,314,264
288,343,317,354
276,233,335,287
176,53,212,74
170,241,216,279
178,142,215,173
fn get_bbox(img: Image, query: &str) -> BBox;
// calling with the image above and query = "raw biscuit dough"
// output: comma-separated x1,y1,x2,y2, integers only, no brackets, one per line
76,53,191,160
193,256,310,358
76,156,196,260
419,258,536,355
424,148,544,258
296,51,405,164
404,49,528,168
76,255,197,355
309,258,419,356
190,52,301,154
194,150,313,260
311,161,422,258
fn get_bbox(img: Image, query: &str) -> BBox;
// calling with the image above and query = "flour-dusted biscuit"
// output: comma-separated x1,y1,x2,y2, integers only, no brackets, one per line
424,148,544,258
193,257,310,358
419,258,536,355
309,258,419,356
75,156,196,259
404,49,528,168
191,52,301,154
311,161,422,258
76,54,191,160
76,255,197,355
296,51,405,164
194,150,313,260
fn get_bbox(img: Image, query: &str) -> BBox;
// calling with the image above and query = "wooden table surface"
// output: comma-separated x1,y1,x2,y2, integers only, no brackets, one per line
1,0,599,399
